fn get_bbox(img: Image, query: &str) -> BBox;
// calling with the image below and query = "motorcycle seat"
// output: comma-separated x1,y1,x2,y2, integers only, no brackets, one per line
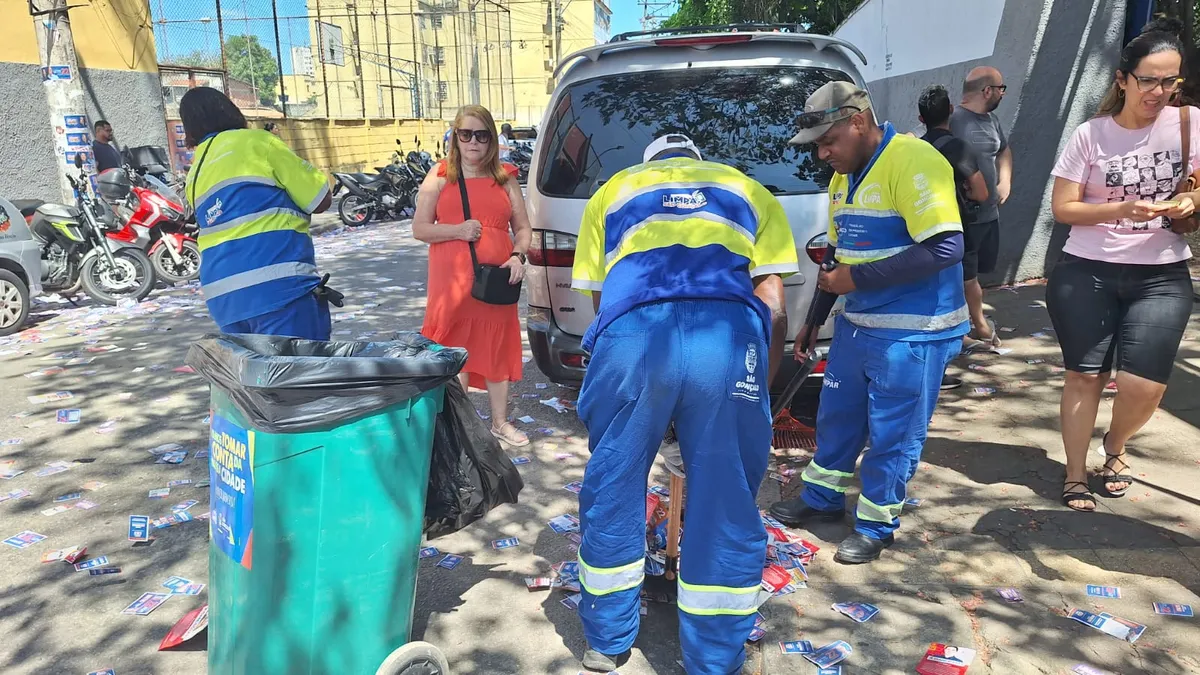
11,199,45,217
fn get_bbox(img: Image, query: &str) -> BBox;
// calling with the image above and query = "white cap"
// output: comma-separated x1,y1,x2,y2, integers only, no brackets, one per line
643,134,702,163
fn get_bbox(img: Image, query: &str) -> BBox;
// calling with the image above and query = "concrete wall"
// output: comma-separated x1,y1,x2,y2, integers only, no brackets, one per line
835,0,1125,283
243,117,446,176
76,68,170,154
0,62,63,202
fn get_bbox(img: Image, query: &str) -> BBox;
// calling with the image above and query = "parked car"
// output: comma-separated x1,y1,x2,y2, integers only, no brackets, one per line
523,25,868,402
0,198,46,336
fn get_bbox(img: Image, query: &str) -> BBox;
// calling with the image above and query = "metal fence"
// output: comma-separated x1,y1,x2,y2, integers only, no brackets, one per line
151,0,518,121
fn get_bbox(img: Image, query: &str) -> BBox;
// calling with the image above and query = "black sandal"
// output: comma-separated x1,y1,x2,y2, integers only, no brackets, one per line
1100,435,1135,497
1062,480,1096,512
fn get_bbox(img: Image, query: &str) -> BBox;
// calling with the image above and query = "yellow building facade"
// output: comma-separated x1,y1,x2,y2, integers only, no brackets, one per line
303,0,610,126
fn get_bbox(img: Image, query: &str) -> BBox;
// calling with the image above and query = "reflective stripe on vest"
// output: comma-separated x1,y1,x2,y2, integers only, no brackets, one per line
200,206,304,238
856,495,904,524
844,305,969,332
578,557,644,596
201,261,319,299
677,578,769,616
801,460,854,493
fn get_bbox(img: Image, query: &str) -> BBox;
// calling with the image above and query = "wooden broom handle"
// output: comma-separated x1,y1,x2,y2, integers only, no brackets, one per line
664,472,684,580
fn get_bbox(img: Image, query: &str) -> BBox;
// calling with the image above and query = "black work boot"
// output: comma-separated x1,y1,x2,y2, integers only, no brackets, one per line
833,531,895,564
582,648,626,673
768,497,844,527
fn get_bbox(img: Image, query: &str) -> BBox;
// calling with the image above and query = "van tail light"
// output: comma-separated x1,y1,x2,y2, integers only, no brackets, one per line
805,233,829,265
528,230,577,267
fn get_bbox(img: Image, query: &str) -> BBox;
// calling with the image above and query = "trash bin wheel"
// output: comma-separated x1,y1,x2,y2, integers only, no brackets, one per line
376,641,451,675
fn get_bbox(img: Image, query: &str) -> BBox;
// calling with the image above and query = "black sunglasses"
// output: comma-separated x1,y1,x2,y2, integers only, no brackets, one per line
455,128,492,143
795,106,862,130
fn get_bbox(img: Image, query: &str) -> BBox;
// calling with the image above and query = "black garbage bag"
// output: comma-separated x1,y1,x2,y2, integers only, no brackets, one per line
424,379,524,538
186,332,467,433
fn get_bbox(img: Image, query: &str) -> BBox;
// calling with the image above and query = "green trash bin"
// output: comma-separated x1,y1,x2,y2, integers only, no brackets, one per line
188,332,466,675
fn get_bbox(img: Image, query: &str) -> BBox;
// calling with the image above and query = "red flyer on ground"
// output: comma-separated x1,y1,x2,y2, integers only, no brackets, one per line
158,604,208,651
761,565,792,593
916,643,976,675
764,525,789,543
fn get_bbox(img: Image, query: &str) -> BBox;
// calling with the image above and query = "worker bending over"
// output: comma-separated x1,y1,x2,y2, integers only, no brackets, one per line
571,134,798,674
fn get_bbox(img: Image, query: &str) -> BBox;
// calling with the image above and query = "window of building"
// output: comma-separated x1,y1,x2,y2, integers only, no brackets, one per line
437,81,449,101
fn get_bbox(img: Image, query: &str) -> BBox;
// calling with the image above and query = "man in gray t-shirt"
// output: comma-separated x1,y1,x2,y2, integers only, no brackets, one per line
950,65,1013,348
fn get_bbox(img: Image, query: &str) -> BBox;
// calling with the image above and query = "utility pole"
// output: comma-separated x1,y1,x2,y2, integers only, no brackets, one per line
271,0,286,116
469,0,481,105
215,0,230,95
29,0,90,202
554,0,562,70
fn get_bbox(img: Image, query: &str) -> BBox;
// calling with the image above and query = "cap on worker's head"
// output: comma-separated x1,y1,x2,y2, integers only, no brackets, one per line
788,81,873,145
644,134,702,163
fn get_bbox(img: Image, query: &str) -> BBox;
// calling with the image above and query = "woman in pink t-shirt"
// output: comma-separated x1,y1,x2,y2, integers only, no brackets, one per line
1048,18,1197,512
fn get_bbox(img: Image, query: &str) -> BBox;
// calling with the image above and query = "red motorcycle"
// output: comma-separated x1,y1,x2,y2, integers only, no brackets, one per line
97,167,200,284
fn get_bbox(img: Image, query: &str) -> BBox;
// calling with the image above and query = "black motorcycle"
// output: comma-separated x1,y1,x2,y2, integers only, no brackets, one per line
30,154,155,305
509,144,533,185
332,141,421,227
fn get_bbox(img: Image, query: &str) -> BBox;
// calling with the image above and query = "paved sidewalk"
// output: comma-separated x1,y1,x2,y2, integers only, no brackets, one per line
754,283,1200,674
2,220,1198,674
415,282,1200,675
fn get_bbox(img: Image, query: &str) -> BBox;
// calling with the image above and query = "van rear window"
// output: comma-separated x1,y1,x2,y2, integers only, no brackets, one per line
536,66,850,198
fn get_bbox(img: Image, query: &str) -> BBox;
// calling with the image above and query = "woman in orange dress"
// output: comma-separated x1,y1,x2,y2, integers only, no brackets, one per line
413,105,532,446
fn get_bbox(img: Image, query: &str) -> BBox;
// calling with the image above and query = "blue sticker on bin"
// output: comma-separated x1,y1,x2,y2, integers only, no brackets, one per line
210,414,254,570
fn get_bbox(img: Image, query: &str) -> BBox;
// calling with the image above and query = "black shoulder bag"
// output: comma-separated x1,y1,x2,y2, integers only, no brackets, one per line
459,176,522,305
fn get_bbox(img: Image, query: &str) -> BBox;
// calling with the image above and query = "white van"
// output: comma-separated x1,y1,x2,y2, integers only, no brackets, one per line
524,26,869,399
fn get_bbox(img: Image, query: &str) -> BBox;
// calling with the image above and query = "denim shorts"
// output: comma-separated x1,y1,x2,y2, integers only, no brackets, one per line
1046,253,1192,384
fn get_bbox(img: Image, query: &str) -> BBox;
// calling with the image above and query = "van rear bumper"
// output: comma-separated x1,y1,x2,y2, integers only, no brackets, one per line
527,306,588,385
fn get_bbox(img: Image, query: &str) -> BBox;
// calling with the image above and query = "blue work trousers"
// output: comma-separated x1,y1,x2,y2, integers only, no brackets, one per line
577,299,772,675
800,315,960,539
219,292,331,341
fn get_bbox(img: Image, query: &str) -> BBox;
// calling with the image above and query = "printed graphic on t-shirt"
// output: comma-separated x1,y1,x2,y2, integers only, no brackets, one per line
1103,150,1181,230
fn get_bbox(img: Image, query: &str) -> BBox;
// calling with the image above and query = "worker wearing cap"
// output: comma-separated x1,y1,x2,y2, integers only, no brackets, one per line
768,82,967,564
571,135,798,674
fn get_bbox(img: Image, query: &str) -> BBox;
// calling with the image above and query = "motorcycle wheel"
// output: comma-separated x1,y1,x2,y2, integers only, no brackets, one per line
339,195,374,227
151,239,201,284
0,269,30,337
80,248,155,305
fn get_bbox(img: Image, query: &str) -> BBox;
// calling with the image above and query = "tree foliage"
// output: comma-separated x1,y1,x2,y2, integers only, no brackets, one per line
173,50,221,70
663,0,863,34
225,35,279,107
